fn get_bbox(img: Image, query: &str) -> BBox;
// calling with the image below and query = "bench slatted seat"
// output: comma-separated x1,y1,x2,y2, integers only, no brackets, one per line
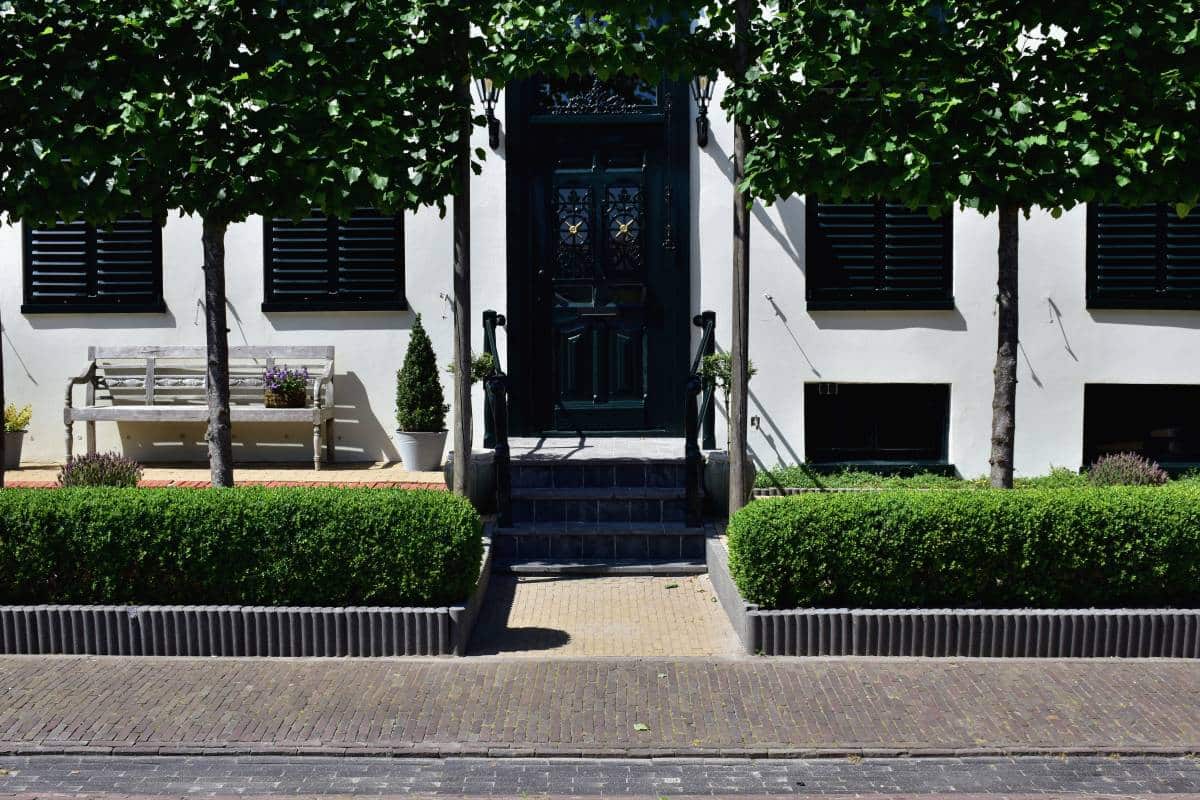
64,346,335,470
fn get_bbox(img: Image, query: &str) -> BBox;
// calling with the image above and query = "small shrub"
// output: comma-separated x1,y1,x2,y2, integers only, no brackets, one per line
4,404,32,433
1088,452,1168,486
727,486,1200,609
700,351,756,408
1017,466,1088,489
755,465,964,490
0,487,482,606
396,314,447,431
57,452,144,488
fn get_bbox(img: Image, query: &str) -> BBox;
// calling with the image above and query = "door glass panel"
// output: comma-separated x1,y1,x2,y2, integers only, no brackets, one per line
604,184,644,275
554,186,593,279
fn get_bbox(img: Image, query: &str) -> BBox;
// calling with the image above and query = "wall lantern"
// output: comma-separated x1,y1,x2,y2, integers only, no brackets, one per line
690,74,716,148
474,77,501,149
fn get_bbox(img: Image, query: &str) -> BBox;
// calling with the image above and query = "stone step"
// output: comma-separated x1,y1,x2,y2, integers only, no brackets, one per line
511,488,688,524
491,522,706,561
494,559,706,576
511,460,688,491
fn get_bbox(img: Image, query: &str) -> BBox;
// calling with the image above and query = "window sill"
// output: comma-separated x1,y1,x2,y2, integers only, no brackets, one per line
807,297,956,311
262,300,409,313
22,301,167,315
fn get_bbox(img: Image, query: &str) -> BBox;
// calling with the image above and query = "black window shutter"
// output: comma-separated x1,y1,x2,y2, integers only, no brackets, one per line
807,198,953,309
1088,203,1200,308
22,217,163,313
263,209,406,311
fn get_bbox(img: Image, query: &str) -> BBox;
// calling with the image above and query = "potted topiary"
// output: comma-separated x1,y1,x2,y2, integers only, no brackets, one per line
4,404,31,470
395,314,449,471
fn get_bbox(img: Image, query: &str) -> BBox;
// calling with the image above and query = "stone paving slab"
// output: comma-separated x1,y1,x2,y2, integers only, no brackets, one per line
2,755,1200,797
0,657,1197,758
468,575,740,657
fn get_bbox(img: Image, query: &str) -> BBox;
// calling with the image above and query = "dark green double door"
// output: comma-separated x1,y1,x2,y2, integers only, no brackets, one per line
507,79,690,436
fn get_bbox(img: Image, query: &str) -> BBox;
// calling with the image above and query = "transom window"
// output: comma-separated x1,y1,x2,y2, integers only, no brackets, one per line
263,209,405,312
22,217,164,314
1087,203,1200,309
806,199,954,310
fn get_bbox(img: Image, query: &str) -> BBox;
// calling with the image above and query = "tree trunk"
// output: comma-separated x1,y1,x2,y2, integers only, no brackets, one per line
202,217,234,487
450,28,472,499
728,0,752,515
989,204,1020,488
0,300,6,488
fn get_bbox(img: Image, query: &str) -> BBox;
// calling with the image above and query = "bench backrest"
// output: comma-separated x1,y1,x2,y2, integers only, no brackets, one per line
87,346,334,407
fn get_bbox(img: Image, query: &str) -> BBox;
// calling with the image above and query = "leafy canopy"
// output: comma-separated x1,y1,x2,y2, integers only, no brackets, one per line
738,1,1200,215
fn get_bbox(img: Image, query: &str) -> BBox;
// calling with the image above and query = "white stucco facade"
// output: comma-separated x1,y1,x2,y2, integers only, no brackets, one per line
3,81,1195,478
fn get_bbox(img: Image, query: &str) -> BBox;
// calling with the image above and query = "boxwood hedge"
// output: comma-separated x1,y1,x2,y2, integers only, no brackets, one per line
0,488,482,606
727,487,1200,609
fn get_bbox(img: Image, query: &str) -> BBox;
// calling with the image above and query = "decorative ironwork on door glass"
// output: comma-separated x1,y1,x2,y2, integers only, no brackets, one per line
554,186,593,278
604,184,644,273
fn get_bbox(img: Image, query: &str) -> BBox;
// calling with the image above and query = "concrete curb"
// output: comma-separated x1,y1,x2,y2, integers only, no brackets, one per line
0,743,1195,759
0,538,492,658
705,536,1200,658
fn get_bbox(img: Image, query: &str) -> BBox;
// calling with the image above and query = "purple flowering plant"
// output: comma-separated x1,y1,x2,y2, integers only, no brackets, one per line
263,365,309,395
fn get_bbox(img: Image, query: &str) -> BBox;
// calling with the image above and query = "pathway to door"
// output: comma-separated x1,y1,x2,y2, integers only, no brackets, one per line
469,574,741,657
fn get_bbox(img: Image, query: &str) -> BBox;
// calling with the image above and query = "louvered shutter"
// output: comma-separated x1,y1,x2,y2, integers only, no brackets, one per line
1089,204,1200,308
806,199,952,309
263,209,405,311
22,217,163,312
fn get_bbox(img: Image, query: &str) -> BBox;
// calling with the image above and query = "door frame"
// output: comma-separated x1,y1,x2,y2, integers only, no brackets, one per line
504,77,692,437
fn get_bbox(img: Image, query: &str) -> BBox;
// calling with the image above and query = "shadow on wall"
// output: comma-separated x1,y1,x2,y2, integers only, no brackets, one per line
1088,308,1200,330
702,137,804,269
809,307,967,332
710,375,803,470
264,309,414,333
24,310,179,331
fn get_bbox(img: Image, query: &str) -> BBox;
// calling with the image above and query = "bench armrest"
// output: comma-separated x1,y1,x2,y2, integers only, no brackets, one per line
312,376,334,409
64,363,97,408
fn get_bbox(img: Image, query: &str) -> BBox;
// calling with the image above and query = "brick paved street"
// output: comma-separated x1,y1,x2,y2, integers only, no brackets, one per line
1,755,1200,796
0,656,1197,757
469,575,741,656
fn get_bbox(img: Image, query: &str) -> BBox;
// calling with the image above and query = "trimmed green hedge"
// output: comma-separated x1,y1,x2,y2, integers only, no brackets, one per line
727,487,1200,609
0,488,482,606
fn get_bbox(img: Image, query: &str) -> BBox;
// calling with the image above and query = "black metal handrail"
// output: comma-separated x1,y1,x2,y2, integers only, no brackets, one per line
482,310,512,527
685,310,716,527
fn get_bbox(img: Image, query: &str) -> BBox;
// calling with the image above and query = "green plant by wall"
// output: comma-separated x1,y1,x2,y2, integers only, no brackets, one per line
3,404,31,433
727,487,1200,610
701,352,756,408
0,487,482,606
396,314,448,432
446,352,496,385
1088,452,1169,486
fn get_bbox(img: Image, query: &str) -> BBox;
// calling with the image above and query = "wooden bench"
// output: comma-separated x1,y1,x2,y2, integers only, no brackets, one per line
64,346,336,470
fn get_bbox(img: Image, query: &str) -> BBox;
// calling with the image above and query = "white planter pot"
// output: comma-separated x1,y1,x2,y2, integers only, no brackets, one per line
4,431,25,470
444,450,496,512
394,430,448,472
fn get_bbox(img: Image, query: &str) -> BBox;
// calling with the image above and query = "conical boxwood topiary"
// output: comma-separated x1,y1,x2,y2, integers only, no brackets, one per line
396,314,447,432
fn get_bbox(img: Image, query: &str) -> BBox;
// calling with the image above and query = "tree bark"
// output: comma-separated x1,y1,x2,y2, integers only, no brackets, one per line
202,217,234,488
450,28,472,499
728,0,752,515
989,204,1020,488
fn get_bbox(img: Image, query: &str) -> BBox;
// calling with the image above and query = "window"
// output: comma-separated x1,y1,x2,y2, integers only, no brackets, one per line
806,199,953,310
262,209,405,311
805,383,950,464
1084,384,1200,468
1087,203,1200,309
22,217,164,313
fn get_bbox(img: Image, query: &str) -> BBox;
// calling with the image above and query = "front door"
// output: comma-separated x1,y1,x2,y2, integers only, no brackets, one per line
506,77,690,436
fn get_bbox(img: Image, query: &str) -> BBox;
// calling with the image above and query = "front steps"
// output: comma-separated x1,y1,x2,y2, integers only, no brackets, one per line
493,444,705,575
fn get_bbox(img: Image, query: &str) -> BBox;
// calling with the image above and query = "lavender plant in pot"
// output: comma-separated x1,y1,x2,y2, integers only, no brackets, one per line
263,366,309,408
4,404,31,470
395,314,448,471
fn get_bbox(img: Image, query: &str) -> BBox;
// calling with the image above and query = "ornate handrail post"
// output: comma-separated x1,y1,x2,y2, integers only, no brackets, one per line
698,310,716,450
482,309,512,527
685,311,716,527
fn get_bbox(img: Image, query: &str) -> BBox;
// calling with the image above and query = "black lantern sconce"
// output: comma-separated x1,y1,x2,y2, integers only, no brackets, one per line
690,74,716,148
474,77,501,150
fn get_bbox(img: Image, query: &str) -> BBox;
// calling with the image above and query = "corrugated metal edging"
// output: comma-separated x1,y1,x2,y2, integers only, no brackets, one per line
750,609,1200,658
0,605,463,657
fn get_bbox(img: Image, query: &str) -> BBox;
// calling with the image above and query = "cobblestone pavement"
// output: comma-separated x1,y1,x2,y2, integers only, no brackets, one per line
1,657,1198,757
469,575,741,657
1,755,1200,796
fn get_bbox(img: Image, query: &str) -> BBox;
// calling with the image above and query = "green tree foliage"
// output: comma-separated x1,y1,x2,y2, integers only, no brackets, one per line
396,314,448,432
